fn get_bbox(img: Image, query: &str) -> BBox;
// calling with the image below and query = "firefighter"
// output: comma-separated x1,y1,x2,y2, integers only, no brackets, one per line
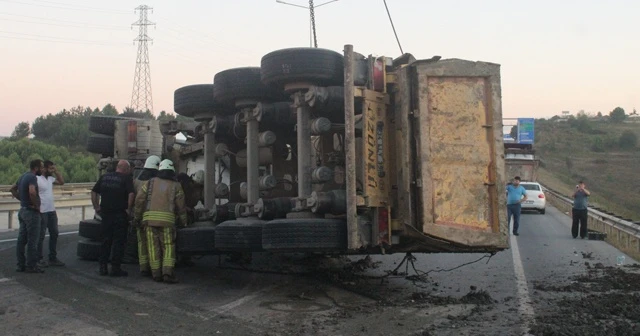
133,159,187,284
132,155,161,276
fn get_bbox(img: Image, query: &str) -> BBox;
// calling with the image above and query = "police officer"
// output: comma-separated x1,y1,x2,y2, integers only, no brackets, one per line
134,159,187,284
91,160,135,277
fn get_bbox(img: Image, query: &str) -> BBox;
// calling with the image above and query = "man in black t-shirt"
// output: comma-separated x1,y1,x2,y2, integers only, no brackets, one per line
91,160,135,277
10,159,45,273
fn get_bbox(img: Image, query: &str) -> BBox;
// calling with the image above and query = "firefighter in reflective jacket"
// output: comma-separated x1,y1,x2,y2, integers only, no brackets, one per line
134,159,187,284
132,155,161,277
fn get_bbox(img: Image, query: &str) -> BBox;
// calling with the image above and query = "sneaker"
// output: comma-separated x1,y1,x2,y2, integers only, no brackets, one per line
48,259,65,267
513,232,520,236
24,266,45,273
37,260,49,268
163,274,179,284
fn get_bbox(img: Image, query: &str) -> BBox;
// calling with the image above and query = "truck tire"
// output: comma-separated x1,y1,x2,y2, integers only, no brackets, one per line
174,84,225,118
260,48,344,88
262,218,347,252
86,134,114,156
77,239,101,261
89,115,131,135
177,227,216,254
214,219,265,252
78,219,102,240
213,67,286,104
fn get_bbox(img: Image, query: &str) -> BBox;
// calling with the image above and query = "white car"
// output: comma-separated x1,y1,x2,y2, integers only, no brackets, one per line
519,182,546,214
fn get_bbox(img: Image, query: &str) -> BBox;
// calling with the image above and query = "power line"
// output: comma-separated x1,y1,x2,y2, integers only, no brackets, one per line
0,0,130,14
0,12,129,29
382,0,403,54
0,17,129,30
0,30,129,45
0,33,129,46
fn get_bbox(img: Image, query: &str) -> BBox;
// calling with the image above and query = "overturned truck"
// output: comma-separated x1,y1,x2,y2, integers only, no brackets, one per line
164,44,508,255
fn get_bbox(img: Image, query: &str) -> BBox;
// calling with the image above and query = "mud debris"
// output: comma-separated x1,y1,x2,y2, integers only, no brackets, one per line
531,265,640,335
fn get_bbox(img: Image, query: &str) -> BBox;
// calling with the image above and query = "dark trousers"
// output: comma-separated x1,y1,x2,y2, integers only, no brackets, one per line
572,209,588,238
507,203,522,234
99,211,128,267
17,208,41,268
37,211,59,261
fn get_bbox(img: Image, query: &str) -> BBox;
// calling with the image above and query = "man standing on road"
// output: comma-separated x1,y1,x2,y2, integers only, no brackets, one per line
36,160,66,268
134,159,188,284
132,155,161,277
506,176,528,236
91,160,135,277
572,180,591,239
10,159,45,273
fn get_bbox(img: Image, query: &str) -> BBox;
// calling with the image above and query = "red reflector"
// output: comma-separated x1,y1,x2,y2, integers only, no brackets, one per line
538,194,545,198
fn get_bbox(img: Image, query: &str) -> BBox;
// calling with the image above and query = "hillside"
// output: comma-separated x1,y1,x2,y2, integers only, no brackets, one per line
534,117,640,220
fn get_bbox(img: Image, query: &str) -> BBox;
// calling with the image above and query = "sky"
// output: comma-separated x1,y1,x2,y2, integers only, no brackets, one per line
0,0,638,136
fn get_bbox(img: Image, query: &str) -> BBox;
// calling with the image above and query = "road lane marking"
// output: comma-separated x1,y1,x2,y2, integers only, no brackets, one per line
207,285,278,318
0,231,78,243
511,234,536,335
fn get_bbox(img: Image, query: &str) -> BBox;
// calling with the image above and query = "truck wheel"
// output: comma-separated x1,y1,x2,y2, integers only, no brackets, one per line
260,48,344,88
86,134,114,156
77,239,101,261
89,115,132,135
174,84,227,118
214,219,265,252
78,219,102,240
213,67,286,104
262,218,347,252
177,227,216,254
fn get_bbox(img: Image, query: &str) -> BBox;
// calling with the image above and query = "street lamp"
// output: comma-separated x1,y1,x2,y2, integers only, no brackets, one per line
275,0,340,47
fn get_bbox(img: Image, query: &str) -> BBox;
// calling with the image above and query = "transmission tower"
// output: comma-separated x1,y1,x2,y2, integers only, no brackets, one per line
130,5,155,113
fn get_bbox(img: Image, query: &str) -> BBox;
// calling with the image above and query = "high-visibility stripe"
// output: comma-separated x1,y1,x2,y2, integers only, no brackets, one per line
147,228,161,270
143,211,175,223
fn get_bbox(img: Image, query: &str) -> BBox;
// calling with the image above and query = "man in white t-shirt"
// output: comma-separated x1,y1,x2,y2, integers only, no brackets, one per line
36,160,66,267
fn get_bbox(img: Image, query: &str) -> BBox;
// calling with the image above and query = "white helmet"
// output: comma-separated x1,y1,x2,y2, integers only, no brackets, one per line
143,155,161,170
192,170,205,184
159,159,175,172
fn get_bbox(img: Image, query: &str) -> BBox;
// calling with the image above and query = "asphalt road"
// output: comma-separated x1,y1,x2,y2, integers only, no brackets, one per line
0,206,638,336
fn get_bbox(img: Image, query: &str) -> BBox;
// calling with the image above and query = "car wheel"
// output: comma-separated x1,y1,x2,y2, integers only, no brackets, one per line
539,209,546,215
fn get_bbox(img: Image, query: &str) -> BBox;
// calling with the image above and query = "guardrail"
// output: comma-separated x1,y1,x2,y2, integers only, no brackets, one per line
542,184,640,261
0,182,94,230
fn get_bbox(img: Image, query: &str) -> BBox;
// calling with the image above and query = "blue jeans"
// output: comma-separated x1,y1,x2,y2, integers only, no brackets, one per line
17,208,42,268
507,203,522,234
38,211,59,261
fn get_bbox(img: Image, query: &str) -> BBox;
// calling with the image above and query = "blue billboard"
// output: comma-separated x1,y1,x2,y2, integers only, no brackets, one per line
517,118,535,144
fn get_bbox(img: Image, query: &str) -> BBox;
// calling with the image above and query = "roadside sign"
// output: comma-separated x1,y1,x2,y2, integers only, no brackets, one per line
517,118,535,144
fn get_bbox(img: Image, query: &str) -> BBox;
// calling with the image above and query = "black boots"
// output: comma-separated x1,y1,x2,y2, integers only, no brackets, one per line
100,263,128,277
99,263,108,276
109,265,128,277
